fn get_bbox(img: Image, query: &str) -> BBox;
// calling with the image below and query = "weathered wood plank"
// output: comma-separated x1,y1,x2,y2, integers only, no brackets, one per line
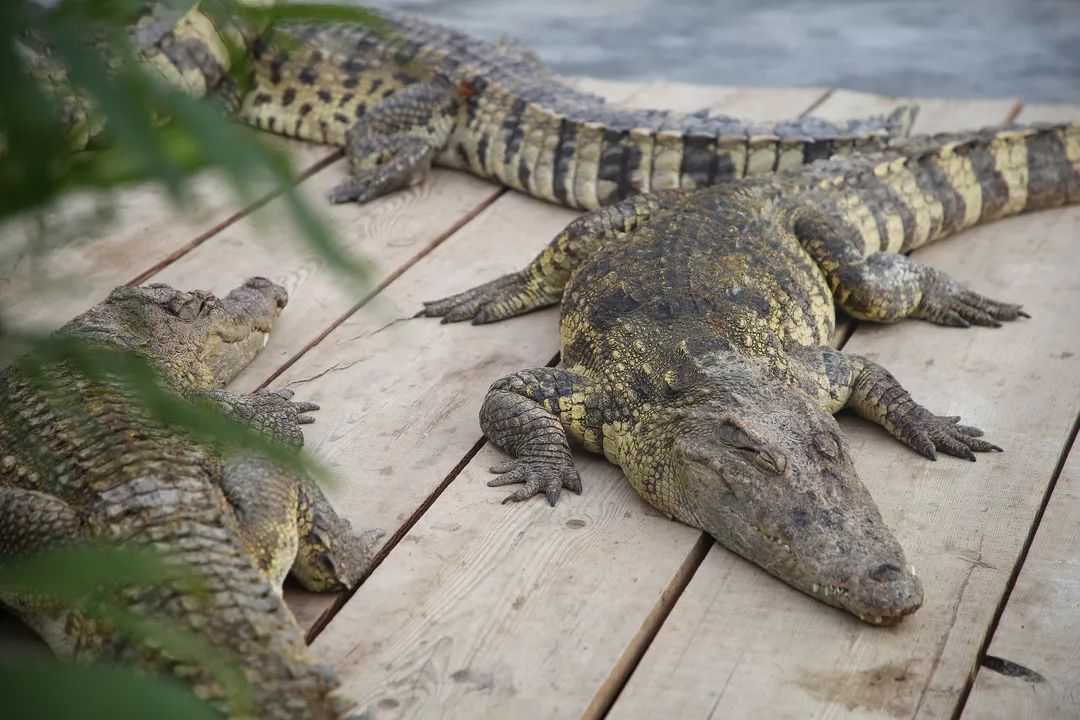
0,137,337,334
300,86,828,718
958,99,1080,720
608,97,1080,720
620,81,827,116
149,166,500,387
961,446,1080,720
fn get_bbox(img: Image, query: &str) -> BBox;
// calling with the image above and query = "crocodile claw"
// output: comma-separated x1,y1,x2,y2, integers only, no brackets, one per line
915,267,1027,327
898,408,1002,461
487,456,582,506
420,271,557,324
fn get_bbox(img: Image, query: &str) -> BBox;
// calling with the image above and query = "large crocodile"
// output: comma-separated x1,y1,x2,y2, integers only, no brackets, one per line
422,122,1080,622
128,2,915,208
0,277,375,718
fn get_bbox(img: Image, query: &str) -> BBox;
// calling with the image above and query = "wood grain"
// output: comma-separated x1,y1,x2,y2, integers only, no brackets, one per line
961,448,1080,720
0,137,336,334
149,165,501,387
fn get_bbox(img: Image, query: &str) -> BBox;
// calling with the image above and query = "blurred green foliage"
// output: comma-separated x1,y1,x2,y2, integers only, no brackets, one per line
0,1,383,716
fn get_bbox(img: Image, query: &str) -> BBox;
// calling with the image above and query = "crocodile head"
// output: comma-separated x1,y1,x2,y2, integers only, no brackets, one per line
654,373,922,624
63,277,288,389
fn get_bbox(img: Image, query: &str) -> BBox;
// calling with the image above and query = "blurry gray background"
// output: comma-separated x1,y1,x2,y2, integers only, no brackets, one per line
376,0,1080,102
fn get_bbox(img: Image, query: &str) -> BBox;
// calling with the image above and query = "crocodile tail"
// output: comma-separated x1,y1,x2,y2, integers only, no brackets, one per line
551,104,920,209
891,122,1080,253
811,122,1080,256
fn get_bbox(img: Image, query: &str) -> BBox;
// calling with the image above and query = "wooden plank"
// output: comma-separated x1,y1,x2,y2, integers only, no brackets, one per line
608,97,1080,720
148,166,500,387
0,137,337,334
959,99,1080,720
299,86,828,717
961,445,1080,720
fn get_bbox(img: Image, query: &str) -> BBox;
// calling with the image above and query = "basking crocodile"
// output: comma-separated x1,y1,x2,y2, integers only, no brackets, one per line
129,3,915,208
422,122,1080,622
0,278,375,718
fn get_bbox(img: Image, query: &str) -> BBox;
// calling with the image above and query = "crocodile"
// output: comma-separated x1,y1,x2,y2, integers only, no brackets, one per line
421,122,1080,623
0,277,376,718
127,2,916,208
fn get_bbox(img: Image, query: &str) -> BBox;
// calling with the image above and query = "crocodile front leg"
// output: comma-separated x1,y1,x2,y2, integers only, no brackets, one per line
480,368,628,505
795,346,1003,461
328,78,460,204
193,387,318,449
292,479,382,592
421,191,677,323
218,455,380,592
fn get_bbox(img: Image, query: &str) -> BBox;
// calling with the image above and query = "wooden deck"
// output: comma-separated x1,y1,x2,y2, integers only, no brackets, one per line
2,81,1078,719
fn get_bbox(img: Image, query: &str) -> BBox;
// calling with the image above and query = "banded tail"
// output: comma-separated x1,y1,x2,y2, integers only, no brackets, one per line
455,100,918,210
800,122,1080,258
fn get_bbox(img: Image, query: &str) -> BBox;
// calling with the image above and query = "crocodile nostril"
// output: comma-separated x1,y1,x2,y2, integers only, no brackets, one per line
870,563,903,582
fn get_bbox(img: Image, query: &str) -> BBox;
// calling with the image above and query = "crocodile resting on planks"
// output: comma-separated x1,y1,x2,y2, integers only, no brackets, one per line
68,2,914,207
422,122,1080,623
0,277,379,718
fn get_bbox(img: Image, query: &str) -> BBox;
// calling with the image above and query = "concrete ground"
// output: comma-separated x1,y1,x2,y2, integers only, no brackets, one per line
377,0,1080,103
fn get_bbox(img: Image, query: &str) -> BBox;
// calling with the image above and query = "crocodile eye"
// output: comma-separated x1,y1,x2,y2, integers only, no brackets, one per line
715,417,759,453
813,430,840,459
754,448,788,475
161,293,202,320
318,551,338,576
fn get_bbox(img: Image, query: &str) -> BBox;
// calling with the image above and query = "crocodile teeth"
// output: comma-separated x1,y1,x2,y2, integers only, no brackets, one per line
262,332,270,347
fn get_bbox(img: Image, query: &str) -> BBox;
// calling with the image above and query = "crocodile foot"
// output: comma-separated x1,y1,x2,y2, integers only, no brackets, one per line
487,457,582,507
256,387,320,425
896,410,1002,462
418,271,558,324
915,267,1028,327
327,170,410,205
